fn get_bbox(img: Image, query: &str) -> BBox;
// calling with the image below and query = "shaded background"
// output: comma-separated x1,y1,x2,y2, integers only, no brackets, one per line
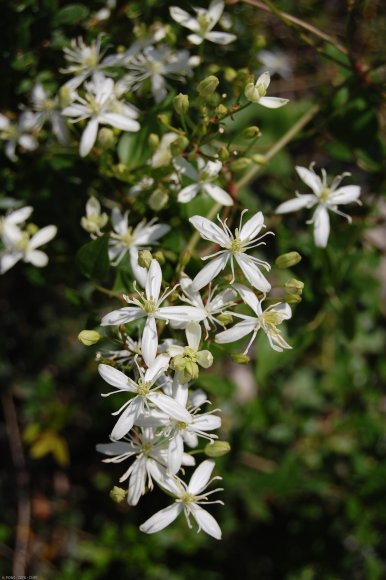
1,0,386,578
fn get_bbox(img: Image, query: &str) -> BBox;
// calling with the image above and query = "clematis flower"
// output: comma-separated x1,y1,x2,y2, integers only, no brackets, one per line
30,83,70,145
101,259,205,366
62,73,140,157
173,157,233,206
81,196,108,237
0,223,57,274
189,211,272,293
98,354,191,440
0,206,33,242
244,71,289,109
61,35,114,90
0,112,38,162
170,0,236,45
215,283,292,353
169,322,213,384
140,459,223,539
275,164,362,248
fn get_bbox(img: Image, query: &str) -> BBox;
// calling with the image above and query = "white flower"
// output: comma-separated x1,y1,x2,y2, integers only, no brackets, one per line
62,73,140,157
122,45,196,103
0,223,57,274
98,355,191,440
81,196,108,237
30,83,70,145
108,209,170,285
140,459,223,539
189,211,272,293
275,164,362,248
257,50,292,80
61,35,113,89
244,71,289,109
151,133,179,168
174,157,233,206
168,321,213,384
0,205,33,242
0,112,38,161
170,0,236,46
215,283,292,353
101,259,205,366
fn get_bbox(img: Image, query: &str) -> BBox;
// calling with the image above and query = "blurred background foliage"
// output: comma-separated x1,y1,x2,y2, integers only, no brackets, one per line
1,0,386,578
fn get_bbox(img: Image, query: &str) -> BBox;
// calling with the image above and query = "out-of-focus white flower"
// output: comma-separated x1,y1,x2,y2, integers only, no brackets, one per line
101,259,205,366
0,206,33,242
62,73,140,157
245,71,289,109
170,0,236,46
30,83,70,145
168,321,213,384
121,45,196,103
151,133,179,168
98,355,191,440
61,35,113,89
189,211,272,293
0,220,57,274
275,164,362,248
215,283,292,353
257,50,293,79
0,112,38,161
173,157,233,206
81,196,108,237
140,459,223,539
107,209,170,285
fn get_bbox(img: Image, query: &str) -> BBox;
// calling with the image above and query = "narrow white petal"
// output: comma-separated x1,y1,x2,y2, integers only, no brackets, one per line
145,354,170,383
142,316,158,367
101,307,143,326
313,206,330,248
168,434,184,475
99,113,140,132
233,283,261,315
275,195,316,214
146,259,162,301
28,225,57,250
178,184,200,203
193,414,221,431
7,206,33,225
24,250,48,267
98,364,135,391
127,457,147,505
149,392,191,423
188,459,215,495
187,33,204,45
96,442,133,456
189,216,229,247
129,248,148,288
191,253,229,292
215,319,257,344
205,31,237,45
258,96,289,109
235,254,271,293
173,157,199,180
208,0,224,25
140,502,182,534
80,118,99,157
186,321,201,351
190,504,222,540
169,7,200,31
111,398,142,440
239,211,264,242
0,251,21,274
134,223,170,245
157,306,205,322
256,71,271,91
203,184,233,206
295,166,323,195
329,185,361,205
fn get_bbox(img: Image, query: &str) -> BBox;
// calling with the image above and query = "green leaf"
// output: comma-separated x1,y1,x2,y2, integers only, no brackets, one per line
53,4,90,25
76,235,110,280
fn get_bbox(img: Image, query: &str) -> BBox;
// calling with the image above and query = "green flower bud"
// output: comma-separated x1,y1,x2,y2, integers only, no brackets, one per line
242,126,261,139
109,486,127,503
148,133,160,151
157,114,169,126
138,250,153,269
230,157,252,172
275,252,302,269
284,278,304,294
286,293,302,304
231,353,250,364
218,147,230,162
251,153,267,165
216,313,233,326
224,67,237,82
98,127,115,148
170,136,189,156
153,250,166,265
173,93,189,115
184,360,199,381
78,330,101,346
215,104,228,118
205,440,231,457
149,190,169,211
197,75,219,97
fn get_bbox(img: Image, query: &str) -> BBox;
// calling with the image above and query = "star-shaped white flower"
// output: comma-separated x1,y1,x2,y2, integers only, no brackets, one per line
244,71,289,109
275,164,362,248
189,211,272,293
215,283,292,353
140,459,223,539
0,112,38,162
174,157,233,206
30,83,70,145
101,259,205,366
170,0,236,45
0,220,57,274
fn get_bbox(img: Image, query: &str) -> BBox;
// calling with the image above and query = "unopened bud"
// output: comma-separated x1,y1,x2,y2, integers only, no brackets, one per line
224,67,237,82
149,190,169,211
78,330,101,346
284,278,304,293
231,353,250,364
138,250,153,269
218,147,230,162
275,252,302,269
184,360,199,381
286,293,302,304
197,75,219,97
230,157,252,172
157,114,169,126
170,136,189,155
251,153,267,165
205,440,231,457
148,133,160,151
216,313,233,326
242,126,261,139
110,486,127,503
215,104,228,118
173,93,189,115
153,250,166,265
98,127,115,148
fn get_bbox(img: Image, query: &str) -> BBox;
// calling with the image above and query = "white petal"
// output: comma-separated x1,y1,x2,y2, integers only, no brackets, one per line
235,254,271,293
205,31,237,45
134,223,170,245
178,184,200,203
295,166,323,196
140,502,182,534
146,259,162,301
28,225,57,250
111,399,142,440
98,363,135,391
96,442,133,456
80,118,99,157
6,206,33,225
142,316,158,367
329,185,361,205
193,414,221,431
149,392,191,423
215,319,257,344
313,206,330,248
0,251,21,274
173,157,199,180
203,184,233,206
99,112,140,132
191,253,229,292
190,504,222,539
127,457,147,505
275,195,316,214
156,306,205,322
187,33,204,45
169,7,200,31
258,96,289,109
168,434,184,475
188,459,215,495
24,250,48,267
196,350,213,368
186,321,201,351
239,211,264,242
207,0,224,25
145,354,170,383
233,283,261,315
101,307,143,326
189,216,229,247
172,381,189,408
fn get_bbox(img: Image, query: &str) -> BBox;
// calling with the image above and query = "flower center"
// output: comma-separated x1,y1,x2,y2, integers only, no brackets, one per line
121,228,134,245
181,492,196,505
137,380,151,396
142,298,158,314
319,187,330,202
197,13,211,33
141,442,152,455
84,51,98,68
183,346,198,361
228,232,243,254
14,232,30,252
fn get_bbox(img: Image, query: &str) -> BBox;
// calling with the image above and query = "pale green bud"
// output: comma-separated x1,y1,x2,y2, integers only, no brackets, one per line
170,136,189,156
286,293,302,304
78,330,101,346
231,353,250,364
184,360,199,381
138,250,153,269
224,67,237,82
97,127,115,148
218,147,230,162
230,157,252,172
205,440,231,457
148,133,160,151
149,190,169,211
275,252,302,269
153,250,166,265
251,153,267,165
157,114,169,126
109,486,127,503
197,75,219,97
173,93,189,115
216,313,233,326
284,278,304,291
242,126,261,139
215,104,228,118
